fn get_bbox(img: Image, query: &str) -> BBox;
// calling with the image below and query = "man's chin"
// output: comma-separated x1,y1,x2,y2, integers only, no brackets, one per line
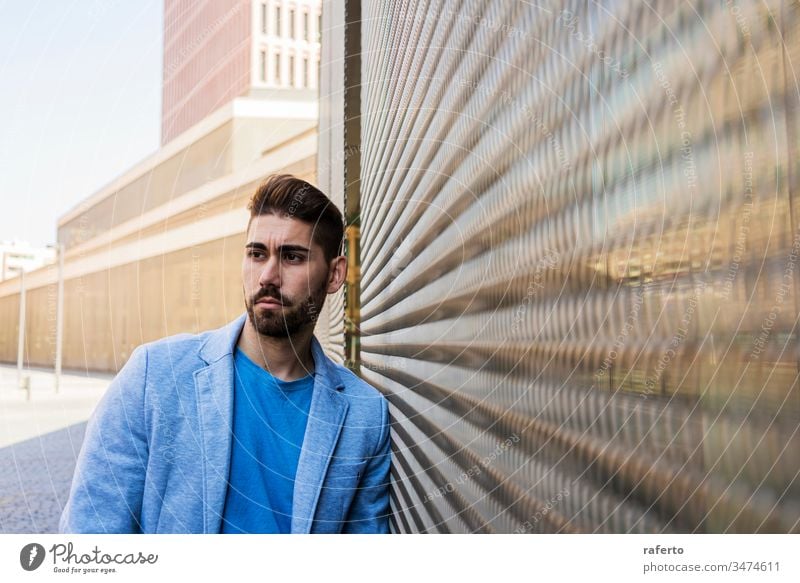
245,292,325,338
245,307,301,337
248,312,291,337
257,327,292,338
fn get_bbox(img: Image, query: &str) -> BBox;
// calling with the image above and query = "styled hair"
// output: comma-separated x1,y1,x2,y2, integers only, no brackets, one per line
247,174,345,262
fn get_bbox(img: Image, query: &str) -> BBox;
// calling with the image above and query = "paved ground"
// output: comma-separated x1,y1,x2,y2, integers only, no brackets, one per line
0,365,110,533
0,422,87,533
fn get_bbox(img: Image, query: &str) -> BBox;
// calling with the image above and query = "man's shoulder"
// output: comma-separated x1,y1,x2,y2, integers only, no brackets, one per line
134,322,226,372
338,365,376,392
139,329,207,359
329,361,387,407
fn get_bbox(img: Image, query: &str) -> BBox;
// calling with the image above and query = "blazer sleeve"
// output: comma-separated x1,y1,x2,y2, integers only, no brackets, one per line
341,396,392,534
59,344,150,533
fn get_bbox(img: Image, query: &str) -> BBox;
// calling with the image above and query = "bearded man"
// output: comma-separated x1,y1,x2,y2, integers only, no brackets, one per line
60,175,391,534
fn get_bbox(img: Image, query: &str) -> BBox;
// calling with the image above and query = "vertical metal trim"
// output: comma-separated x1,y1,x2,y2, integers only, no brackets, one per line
343,0,362,371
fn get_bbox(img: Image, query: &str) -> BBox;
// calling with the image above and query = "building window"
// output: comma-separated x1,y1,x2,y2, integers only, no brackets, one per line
288,8,295,39
260,50,267,82
274,5,281,36
289,55,295,86
302,57,309,87
303,12,309,41
261,3,267,34
274,53,281,84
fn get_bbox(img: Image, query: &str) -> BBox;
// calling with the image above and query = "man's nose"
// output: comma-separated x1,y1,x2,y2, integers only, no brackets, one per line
258,255,281,287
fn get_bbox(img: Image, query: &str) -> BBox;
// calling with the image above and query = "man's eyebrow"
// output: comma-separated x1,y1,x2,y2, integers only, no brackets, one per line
244,242,310,253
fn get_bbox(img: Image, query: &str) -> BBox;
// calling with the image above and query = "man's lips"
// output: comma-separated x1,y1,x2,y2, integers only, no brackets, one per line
256,297,283,306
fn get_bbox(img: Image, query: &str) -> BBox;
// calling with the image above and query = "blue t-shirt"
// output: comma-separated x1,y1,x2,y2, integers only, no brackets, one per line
220,347,315,533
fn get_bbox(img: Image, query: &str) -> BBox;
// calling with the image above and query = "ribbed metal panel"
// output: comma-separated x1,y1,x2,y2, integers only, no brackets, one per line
357,0,800,532
317,0,347,358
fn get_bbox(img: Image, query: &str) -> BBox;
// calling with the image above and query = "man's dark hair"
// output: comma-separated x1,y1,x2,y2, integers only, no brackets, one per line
247,174,344,262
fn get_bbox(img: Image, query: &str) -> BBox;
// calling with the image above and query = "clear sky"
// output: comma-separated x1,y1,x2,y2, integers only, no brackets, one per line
0,0,163,247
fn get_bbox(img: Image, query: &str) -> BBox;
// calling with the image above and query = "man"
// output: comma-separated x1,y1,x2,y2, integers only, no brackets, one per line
59,174,391,534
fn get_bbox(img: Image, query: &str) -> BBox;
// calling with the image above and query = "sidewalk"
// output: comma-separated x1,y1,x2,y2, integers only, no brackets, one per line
0,364,110,449
0,365,111,533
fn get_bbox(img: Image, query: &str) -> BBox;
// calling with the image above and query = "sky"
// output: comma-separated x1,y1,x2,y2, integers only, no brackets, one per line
0,0,163,247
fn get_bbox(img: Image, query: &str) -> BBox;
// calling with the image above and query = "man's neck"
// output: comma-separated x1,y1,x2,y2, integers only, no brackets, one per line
236,317,316,381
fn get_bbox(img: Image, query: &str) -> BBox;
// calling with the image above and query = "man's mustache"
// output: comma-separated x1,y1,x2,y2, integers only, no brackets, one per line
251,287,289,305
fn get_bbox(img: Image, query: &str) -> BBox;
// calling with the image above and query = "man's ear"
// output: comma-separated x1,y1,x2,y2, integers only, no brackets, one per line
327,255,347,293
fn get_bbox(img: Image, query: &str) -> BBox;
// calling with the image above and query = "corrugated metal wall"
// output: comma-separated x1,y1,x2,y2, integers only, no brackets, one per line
351,0,800,532
317,0,348,360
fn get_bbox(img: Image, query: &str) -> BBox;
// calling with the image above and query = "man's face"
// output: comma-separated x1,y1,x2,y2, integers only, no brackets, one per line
242,213,340,338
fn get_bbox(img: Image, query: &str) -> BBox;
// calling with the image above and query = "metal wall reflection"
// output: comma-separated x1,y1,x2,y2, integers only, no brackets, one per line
355,0,800,532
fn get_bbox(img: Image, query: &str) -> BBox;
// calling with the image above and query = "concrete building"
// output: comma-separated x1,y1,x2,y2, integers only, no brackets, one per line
0,242,57,281
0,0,327,372
162,0,321,144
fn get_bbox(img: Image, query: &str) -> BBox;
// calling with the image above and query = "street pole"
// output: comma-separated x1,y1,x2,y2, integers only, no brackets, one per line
17,268,26,388
55,242,64,393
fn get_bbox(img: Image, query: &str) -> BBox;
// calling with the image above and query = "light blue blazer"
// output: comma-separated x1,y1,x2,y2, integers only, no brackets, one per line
59,313,391,534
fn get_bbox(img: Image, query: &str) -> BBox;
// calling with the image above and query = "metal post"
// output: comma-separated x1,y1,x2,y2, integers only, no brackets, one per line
54,243,64,393
343,0,361,373
17,269,26,388
21,374,31,401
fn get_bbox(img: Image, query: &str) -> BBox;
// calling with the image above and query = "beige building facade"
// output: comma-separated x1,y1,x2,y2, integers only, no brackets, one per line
0,0,328,373
0,98,319,372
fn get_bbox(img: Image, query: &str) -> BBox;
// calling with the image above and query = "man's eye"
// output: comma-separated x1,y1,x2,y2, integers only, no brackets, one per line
247,250,265,258
284,253,304,262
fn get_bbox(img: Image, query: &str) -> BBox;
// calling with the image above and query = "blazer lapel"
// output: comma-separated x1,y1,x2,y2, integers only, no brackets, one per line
192,314,245,534
291,339,349,533
192,314,347,535
193,357,235,534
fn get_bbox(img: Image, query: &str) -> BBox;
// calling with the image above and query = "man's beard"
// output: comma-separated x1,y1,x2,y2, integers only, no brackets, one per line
245,280,327,338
